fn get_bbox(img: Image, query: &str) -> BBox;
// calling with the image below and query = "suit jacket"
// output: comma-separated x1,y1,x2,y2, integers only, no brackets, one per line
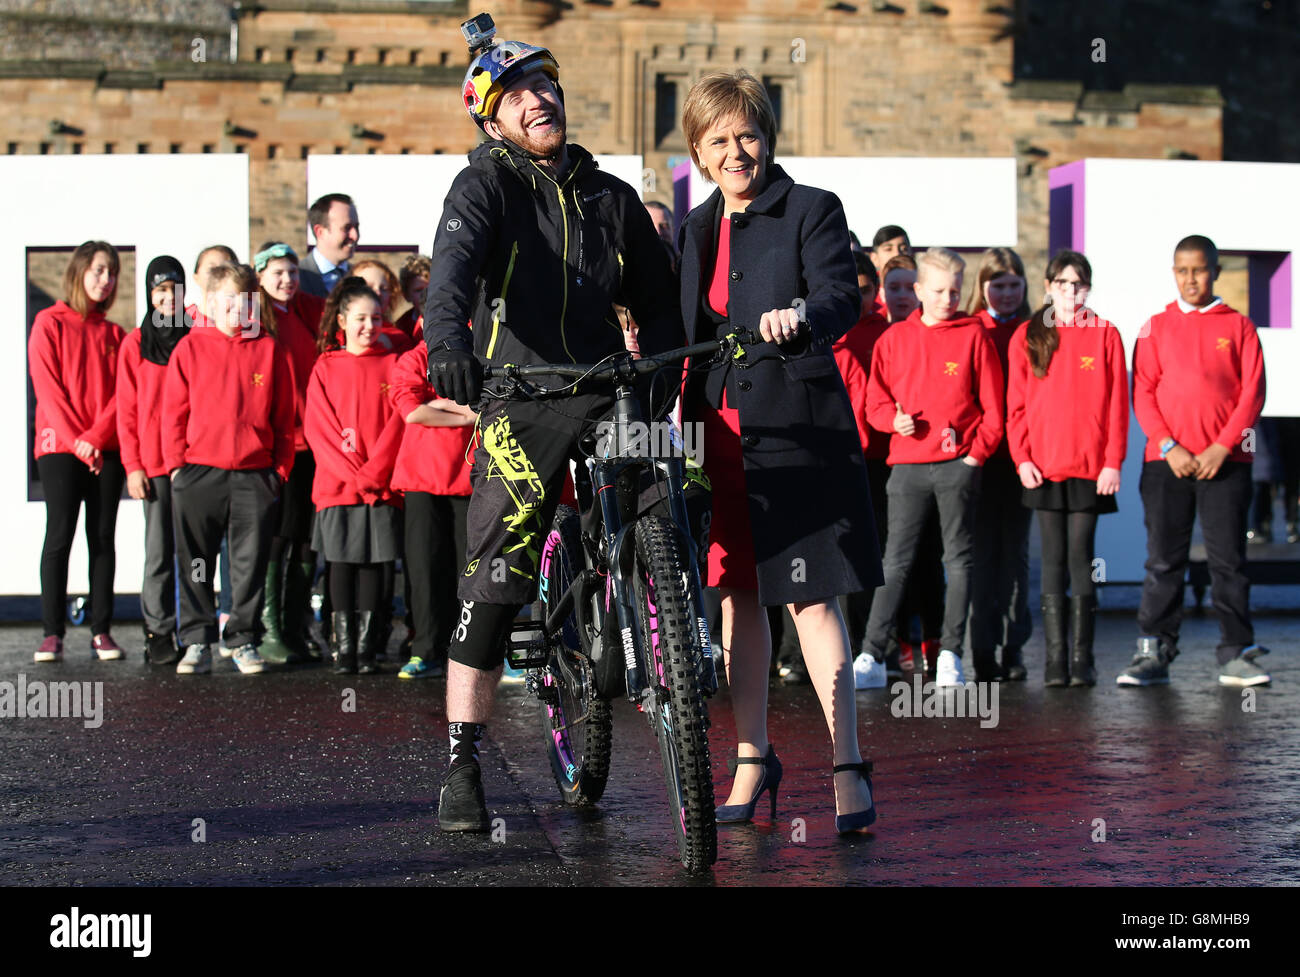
298,250,347,299
678,164,882,604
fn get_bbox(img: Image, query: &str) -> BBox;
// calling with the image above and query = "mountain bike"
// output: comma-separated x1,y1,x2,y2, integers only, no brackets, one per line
483,330,761,874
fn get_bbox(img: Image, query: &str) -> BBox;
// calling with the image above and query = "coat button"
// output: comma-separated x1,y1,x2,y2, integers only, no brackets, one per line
734,218,746,229
730,270,742,281
738,379,753,392
742,434,758,447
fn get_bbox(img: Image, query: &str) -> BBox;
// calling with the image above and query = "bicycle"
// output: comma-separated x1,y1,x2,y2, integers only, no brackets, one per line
482,329,763,874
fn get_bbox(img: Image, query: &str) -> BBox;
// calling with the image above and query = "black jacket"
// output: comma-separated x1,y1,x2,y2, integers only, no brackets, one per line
679,165,883,604
423,140,683,373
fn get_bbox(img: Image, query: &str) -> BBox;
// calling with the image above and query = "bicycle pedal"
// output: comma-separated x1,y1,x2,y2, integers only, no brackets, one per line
505,621,550,670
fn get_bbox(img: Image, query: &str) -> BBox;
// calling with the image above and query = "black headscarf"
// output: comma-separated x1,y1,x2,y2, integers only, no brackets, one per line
139,255,192,366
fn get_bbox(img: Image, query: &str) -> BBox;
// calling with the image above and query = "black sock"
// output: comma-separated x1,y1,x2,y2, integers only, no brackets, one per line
448,721,485,771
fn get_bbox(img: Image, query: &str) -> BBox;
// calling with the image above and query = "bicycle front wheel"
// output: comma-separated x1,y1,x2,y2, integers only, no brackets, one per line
538,505,612,806
633,515,717,873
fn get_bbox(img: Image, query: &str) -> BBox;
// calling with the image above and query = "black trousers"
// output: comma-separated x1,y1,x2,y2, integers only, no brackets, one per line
37,452,125,637
1138,460,1253,663
969,456,1033,652
171,464,279,647
865,458,981,658
140,475,177,634
405,492,470,660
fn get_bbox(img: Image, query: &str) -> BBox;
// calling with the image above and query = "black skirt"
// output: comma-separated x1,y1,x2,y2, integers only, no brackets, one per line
312,502,403,563
1023,477,1118,514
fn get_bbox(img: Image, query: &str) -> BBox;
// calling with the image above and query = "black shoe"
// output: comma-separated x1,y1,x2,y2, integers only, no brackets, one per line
357,610,381,675
972,647,1002,683
438,764,490,832
777,659,810,686
1001,644,1027,682
1042,594,1069,687
1068,595,1097,687
331,610,358,674
884,648,903,680
144,630,182,666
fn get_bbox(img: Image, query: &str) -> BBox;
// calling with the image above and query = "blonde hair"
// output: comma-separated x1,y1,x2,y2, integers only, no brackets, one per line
63,241,120,317
203,262,259,325
915,247,965,285
681,69,777,183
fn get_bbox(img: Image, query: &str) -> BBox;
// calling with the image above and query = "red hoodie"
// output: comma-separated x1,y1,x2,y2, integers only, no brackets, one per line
116,329,170,477
1006,309,1128,481
976,308,1029,460
273,290,324,453
28,300,123,458
162,318,296,481
834,311,891,460
866,310,1005,465
389,343,474,497
1133,301,1266,463
305,346,406,509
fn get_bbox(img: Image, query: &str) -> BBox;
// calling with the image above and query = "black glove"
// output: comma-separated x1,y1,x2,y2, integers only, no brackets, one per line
428,345,483,406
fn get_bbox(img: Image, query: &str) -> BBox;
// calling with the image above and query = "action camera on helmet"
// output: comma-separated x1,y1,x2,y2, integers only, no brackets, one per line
461,12,497,55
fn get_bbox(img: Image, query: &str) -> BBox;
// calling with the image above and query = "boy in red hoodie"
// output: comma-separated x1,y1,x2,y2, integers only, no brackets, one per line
162,263,295,675
1123,235,1268,688
860,248,1004,688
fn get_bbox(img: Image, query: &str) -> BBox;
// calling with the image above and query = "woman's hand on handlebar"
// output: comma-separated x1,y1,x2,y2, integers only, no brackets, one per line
758,307,803,346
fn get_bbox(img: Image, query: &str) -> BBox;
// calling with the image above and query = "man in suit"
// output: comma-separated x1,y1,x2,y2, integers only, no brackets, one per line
299,193,360,298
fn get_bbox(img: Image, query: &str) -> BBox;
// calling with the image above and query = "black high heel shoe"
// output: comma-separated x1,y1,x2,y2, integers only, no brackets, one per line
833,761,876,834
716,745,782,823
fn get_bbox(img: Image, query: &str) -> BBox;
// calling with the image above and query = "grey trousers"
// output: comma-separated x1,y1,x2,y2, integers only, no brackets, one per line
140,475,177,635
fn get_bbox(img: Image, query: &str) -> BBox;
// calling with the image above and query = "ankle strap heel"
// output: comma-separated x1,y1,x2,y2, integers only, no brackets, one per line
832,761,877,834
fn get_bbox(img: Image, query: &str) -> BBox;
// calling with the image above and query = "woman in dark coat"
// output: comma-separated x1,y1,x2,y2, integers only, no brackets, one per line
678,70,883,832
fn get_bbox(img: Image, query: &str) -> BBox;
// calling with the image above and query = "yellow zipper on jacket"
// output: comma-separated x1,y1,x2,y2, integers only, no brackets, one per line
530,157,583,364
486,241,518,359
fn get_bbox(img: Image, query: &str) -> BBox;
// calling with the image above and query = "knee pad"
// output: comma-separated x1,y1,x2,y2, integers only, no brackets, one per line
447,599,523,671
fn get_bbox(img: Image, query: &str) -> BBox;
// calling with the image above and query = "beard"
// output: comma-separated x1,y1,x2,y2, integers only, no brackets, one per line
491,107,566,160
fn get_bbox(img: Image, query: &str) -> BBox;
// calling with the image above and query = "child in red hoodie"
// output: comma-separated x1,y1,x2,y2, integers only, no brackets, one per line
860,248,1004,688
389,340,476,679
1007,250,1128,687
306,278,406,675
255,242,326,665
28,241,127,664
968,247,1034,683
117,255,192,665
163,262,295,676
1122,235,1268,688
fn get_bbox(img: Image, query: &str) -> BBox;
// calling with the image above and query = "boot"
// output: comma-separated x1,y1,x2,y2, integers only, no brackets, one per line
921,639,941,680
1042,594,1069,687
144,629,182,666
331,610,358,674
276,560,314,664
1069,594,1097,687
357,610,381,675
1001,645,1027,682
258,560,294,664
972,647,1002,683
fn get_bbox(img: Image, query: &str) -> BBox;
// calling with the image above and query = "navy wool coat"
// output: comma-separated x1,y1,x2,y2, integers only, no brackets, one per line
678,164,883,605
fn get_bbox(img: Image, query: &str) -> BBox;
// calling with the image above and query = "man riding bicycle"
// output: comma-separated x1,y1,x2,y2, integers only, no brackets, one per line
425,14,684,831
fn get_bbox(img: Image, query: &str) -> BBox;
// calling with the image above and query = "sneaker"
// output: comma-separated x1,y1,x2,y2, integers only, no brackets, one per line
853,653,888,690
1116,637,1170,686
176,644,212,675
1218,657,1271,687
778,659,810,686
398,656,442,680
1241,643,1270,663
91,633,125,661
230,644,266,674
438,764,490,832
897,641,916,671
34,635,63,663
935,649,967,687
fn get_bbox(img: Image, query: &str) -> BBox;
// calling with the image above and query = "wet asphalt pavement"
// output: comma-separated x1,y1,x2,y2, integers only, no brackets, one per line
1,594,1297,887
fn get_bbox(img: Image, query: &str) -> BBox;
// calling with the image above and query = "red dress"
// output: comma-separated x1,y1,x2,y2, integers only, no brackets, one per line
697,216,759,590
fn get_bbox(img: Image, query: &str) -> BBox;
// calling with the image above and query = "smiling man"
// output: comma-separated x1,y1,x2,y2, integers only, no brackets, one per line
423,15,683,832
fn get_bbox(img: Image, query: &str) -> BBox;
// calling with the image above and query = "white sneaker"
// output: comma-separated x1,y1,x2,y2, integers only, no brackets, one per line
230,644,266,674
853,653,888,690
935,650,967,687
176,644,212,675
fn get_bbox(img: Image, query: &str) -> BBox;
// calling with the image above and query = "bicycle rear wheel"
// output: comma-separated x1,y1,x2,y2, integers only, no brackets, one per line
632,515,717,873
537,505,612,806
